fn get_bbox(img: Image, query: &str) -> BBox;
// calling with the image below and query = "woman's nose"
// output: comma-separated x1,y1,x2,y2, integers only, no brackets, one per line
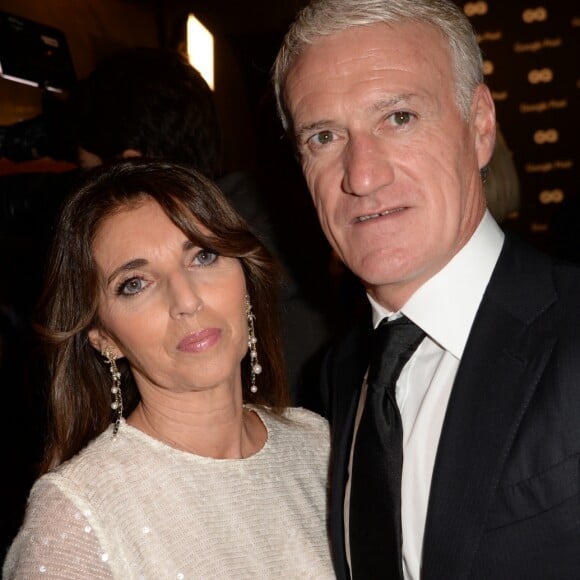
168,271,202,318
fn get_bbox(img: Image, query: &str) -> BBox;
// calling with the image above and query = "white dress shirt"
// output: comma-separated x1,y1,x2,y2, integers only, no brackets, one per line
345,211,505,579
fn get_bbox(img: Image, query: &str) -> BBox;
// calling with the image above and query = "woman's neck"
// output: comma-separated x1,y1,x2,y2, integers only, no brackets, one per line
127,398,266,459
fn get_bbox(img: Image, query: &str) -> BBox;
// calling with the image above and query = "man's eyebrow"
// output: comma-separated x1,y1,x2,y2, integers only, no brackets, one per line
370,94,415,112
295,120,334,142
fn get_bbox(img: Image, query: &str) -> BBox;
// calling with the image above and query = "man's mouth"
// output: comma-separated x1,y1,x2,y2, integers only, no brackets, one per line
356,207,405,223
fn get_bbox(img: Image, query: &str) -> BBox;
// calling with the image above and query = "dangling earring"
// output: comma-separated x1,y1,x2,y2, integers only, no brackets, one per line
245,294,262,394
102,346,123,435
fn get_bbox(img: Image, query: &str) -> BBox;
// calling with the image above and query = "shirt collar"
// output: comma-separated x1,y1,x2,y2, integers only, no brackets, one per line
368,210,505,358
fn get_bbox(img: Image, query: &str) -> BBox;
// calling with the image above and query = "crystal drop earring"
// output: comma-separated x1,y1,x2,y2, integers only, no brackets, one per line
245,294,262,394
102,346,123,435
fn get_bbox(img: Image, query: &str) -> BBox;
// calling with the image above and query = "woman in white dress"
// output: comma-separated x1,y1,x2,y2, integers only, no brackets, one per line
4,159,334,579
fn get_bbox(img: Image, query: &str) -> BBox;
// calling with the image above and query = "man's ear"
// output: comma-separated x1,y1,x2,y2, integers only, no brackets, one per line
88,327,123,358
472,84,496,170
121,149,143,160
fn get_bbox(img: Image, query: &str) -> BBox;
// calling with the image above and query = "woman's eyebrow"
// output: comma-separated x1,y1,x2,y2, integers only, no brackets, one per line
106,258,148,286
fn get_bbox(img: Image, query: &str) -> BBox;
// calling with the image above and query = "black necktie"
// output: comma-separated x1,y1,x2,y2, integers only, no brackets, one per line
349,315,426,580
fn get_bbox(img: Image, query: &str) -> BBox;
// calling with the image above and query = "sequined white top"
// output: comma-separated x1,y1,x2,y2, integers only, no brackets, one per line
3,406,334,579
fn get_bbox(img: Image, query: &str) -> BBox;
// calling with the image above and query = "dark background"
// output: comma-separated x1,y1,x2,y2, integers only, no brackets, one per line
460,0,579,252
1,0,578,250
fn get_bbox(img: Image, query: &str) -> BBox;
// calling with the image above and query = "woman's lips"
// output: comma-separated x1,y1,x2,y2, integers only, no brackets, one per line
177,328,221,353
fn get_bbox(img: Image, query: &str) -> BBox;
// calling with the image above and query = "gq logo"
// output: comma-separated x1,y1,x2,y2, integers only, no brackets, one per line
464,1,488,17
539,189,564,204
528,68,553,84
522,7,548,23
534,129,559,144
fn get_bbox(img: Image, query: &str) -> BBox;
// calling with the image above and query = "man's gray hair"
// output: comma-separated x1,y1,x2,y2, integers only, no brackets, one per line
272,0,484,133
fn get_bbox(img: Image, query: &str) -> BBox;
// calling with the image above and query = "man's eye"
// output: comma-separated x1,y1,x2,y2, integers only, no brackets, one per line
311,130,334,146
194,249,218,267
391,111,412,126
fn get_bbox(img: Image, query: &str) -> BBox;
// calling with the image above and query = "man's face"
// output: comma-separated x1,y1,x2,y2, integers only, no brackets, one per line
284,22,495,310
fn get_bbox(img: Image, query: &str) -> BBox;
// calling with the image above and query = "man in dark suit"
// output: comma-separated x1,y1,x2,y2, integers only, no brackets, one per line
272,0,580,578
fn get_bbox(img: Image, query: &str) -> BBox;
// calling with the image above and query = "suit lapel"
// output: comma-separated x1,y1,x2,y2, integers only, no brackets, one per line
422,235,558,579
326,314,373,579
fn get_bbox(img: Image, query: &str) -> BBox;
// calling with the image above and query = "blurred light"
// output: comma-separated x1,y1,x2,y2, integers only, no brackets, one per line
187,14,214,90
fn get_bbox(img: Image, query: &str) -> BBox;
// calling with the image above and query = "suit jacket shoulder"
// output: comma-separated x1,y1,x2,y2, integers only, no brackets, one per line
423,233,580,580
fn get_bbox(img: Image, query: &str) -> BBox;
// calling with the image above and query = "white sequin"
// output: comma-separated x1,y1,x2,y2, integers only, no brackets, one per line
2,407,334,579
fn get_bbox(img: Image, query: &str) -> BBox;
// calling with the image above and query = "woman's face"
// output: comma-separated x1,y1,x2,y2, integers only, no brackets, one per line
88,198,248,397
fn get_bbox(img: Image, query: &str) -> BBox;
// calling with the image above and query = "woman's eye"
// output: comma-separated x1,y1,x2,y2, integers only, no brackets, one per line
194,249,218,267
117,277,146,296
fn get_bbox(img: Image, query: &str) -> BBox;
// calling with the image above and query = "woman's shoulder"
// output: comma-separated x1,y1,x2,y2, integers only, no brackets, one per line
252,406,330,467
256,406,330,447
251,405,328,431
282,406,330,430
44,423,148,494
4,474,113,578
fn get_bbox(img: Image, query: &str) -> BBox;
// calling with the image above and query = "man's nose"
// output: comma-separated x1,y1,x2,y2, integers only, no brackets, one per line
341,133,395,196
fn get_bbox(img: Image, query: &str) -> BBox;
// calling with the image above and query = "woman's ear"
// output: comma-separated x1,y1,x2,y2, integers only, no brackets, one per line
88,327,123,358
